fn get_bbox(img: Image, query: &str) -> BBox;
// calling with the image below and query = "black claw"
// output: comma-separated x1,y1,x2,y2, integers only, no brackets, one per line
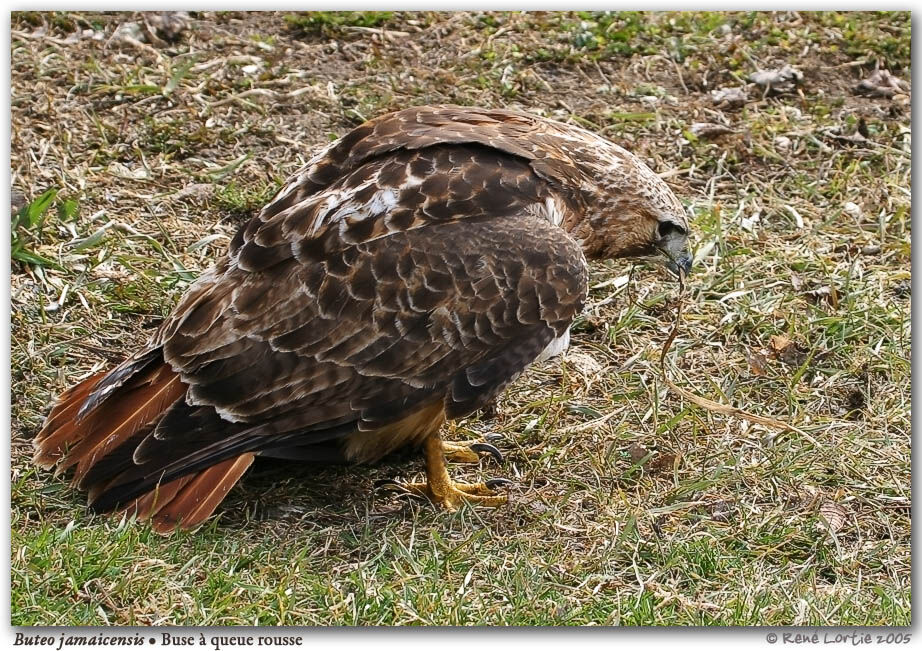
484,432,506,445
374,479,405,491
485,477,514,490
469,442,504,463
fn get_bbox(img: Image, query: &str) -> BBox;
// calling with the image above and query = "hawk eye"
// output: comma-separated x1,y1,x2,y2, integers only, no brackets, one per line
658,221,686,239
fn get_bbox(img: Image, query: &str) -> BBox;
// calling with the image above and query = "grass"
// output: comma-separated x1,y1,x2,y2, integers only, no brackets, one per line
11,188,68,270
284,11,397,38
214,181,281,223
10,11,911,625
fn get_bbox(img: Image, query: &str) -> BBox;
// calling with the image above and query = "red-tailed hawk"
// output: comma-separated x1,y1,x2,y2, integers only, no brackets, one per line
33,105,691,532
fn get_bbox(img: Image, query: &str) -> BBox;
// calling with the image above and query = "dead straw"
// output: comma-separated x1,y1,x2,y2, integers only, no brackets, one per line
659,272,811,438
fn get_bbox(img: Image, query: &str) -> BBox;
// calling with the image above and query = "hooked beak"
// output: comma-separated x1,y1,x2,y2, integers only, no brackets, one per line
664,251,693,278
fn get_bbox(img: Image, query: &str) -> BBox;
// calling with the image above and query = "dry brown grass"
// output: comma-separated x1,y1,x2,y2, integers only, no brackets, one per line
11,11,911,625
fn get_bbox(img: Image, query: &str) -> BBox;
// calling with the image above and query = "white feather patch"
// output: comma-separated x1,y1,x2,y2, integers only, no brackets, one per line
529,196,566,227
535,327,570,363
368,188,398,215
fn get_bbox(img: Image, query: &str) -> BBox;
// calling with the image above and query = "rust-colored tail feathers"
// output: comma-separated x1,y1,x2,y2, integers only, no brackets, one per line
33,357,253,533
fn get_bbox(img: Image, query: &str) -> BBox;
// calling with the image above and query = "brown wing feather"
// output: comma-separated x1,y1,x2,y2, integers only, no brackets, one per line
33,357,251,531
70,372,186,485
34,361,188,487
34,365,185,477
103,473,194,520
253,105,587,221
148,453,255,533
132,475,194,520
33,370,108,467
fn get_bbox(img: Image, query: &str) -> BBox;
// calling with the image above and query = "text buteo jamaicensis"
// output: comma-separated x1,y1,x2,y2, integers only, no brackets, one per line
34,105,691,531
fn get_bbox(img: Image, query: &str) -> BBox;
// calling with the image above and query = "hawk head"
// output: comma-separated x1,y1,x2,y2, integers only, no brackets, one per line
653,215,693,278
592,171,693,279
549,121,693,279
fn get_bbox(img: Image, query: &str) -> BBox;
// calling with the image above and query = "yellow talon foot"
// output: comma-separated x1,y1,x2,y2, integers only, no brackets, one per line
376,432,511,510
378,478,510,510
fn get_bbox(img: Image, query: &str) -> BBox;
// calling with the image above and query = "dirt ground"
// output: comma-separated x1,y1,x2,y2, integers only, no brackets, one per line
10,11,911,625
